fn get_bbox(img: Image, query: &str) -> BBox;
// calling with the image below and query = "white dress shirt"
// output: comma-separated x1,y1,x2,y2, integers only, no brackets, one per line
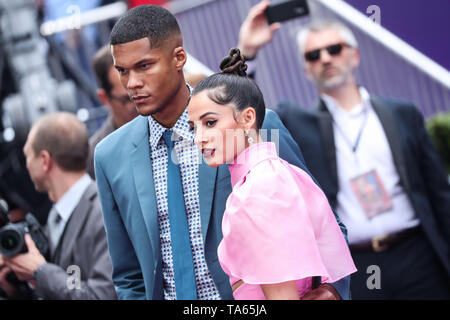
321,87,420,245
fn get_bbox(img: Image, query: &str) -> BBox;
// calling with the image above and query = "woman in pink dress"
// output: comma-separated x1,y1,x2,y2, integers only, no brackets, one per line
188,49,356,300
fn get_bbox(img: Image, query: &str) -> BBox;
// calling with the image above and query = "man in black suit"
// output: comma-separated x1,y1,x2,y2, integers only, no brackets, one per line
238,4,450,299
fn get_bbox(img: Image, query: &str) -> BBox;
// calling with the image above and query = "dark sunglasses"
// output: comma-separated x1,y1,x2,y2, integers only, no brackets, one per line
304,43,348,62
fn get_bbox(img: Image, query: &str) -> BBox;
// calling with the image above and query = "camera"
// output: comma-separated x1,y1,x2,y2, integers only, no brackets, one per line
0,198,49,258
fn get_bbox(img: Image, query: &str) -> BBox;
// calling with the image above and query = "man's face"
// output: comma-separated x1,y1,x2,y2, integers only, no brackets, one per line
112,38,182,117
106,65,138,127
23,131,46,192
303,28,359,91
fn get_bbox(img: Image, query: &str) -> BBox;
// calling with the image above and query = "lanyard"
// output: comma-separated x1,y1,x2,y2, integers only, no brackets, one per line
332,107,369,153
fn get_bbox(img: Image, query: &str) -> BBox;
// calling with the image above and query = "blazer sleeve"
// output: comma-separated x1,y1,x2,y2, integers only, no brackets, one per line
94,147,147,300
411,106,450,242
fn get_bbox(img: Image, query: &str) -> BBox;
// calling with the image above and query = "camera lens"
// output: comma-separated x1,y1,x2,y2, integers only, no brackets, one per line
1,234,18,250
0,227,24,256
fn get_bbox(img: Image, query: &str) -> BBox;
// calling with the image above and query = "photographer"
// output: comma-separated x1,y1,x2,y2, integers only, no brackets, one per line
0,112,116,300
0,203,35,299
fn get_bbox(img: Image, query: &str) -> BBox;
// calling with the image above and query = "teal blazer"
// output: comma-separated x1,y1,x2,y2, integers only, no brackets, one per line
94,109,350,299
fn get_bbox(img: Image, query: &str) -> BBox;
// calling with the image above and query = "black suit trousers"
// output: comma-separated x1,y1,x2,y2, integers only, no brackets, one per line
350,227,450,299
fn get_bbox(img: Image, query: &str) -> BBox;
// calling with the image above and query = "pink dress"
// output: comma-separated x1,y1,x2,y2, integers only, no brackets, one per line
217,142,357,299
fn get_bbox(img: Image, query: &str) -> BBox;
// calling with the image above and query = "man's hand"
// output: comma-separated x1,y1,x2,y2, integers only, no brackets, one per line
301,283,342,300
0,255,17,297
3,234,46,282
238,0,281,59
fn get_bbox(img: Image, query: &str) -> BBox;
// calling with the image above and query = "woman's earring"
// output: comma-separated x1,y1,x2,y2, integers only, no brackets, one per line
245,129,254,145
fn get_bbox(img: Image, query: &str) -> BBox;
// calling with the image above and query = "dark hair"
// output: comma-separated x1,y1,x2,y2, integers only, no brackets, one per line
31,113,89,172
92,44,114,94
110,5,181,48
192,48,266,129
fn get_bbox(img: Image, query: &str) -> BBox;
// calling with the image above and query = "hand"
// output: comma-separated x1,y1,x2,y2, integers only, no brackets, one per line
3,234,46,282
301,283,342,300
237,0,281,59
0,255,17,297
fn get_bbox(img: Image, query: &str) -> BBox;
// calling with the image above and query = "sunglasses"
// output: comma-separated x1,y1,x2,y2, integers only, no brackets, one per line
304,43,349,62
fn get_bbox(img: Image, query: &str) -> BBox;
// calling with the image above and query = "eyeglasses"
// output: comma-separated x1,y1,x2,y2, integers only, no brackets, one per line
109,94,132,105
304,43,349,62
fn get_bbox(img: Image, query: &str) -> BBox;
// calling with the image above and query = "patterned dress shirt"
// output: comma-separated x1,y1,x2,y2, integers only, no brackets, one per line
147,104,221,300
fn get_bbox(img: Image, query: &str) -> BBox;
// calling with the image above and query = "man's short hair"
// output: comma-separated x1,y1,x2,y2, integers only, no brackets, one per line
31,112,89,172
296,19,359,55
110,5,181,48
92,44,114,95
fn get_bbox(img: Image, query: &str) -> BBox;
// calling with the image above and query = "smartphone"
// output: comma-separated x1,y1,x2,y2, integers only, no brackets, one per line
265,0,310,25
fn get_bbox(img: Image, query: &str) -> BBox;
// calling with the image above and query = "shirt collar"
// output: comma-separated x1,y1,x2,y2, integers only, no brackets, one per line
54,173,92,222
148,108,194,149
148,83,194,149
321,86,371,117
228,142,278,187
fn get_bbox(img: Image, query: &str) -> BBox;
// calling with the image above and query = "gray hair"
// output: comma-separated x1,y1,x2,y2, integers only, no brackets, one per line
296,19,359,56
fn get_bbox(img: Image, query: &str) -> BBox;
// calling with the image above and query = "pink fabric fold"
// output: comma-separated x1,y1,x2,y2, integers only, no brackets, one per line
218,142,356,299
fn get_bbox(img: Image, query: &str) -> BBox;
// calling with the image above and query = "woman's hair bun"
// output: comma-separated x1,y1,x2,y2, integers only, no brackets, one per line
219,48,247,76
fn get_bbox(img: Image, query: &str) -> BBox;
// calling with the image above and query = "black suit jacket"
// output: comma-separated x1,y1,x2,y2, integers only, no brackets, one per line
277,96,450,275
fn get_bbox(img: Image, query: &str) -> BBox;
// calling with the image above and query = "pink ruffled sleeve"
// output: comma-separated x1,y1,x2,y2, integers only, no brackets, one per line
218,158,356,285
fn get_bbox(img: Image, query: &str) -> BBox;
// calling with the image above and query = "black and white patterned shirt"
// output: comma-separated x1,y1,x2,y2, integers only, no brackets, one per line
147,105,221,300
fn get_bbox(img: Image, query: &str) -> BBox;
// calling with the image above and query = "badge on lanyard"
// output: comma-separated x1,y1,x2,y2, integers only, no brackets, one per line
350,169,393,219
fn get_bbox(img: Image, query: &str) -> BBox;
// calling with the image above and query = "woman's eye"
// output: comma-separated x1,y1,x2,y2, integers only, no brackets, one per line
205,120,217,127
189,125,196,132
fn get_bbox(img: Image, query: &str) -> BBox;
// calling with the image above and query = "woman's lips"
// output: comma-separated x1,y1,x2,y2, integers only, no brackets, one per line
202,148,215,158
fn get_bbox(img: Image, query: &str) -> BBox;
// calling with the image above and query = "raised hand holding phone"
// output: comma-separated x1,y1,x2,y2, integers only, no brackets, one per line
238,0,310,60
265,0,310,24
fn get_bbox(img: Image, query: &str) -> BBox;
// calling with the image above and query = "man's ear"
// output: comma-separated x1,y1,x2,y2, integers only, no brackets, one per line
97,89,111,109
173,46,187,71
303,63,314,82
351,47,360,69
40,150,52,173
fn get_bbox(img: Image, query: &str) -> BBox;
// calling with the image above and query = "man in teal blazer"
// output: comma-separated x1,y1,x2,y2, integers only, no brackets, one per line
94,5,349,300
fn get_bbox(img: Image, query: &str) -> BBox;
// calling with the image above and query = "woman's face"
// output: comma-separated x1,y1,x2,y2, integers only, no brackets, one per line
188,90,247,167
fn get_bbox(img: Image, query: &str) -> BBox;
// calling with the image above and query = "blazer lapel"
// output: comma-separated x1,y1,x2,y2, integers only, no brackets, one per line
56,182,96,267
316,100,339,189
370,97,411,191
198,155,218,242
131,116,161,263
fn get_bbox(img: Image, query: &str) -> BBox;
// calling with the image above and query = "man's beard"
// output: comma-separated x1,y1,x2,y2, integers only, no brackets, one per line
315,66,353,92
